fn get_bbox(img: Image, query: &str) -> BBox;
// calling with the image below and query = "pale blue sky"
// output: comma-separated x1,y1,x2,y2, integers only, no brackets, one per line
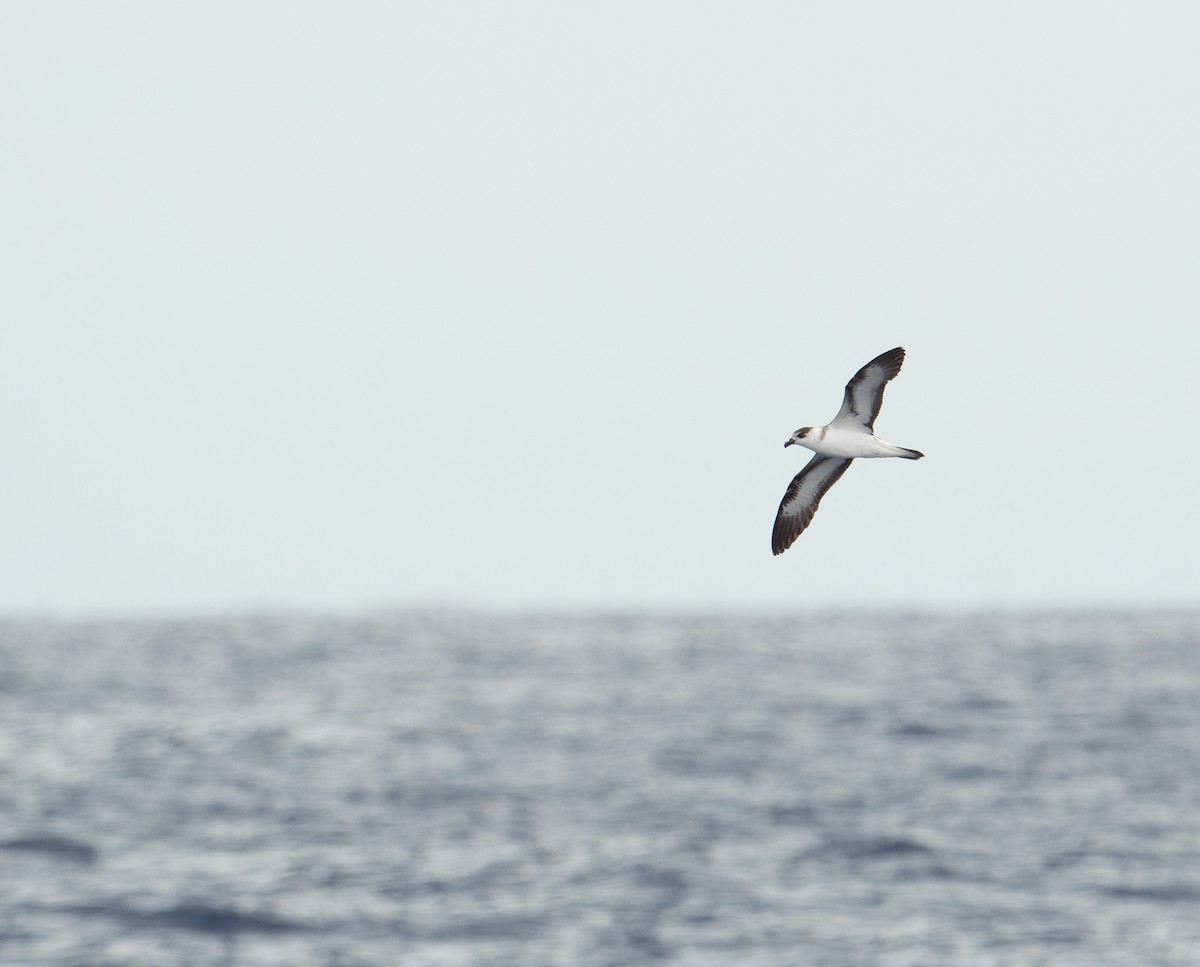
3,3,1199,614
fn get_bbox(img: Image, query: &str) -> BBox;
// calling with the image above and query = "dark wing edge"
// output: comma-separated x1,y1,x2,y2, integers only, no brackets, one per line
834,346,906,431
771,456,853,555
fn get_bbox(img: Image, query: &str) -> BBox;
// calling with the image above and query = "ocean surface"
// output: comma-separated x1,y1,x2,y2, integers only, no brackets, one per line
1,610,1198,966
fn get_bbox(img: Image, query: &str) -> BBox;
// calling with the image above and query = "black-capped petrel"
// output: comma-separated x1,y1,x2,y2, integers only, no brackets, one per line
772,347,923,555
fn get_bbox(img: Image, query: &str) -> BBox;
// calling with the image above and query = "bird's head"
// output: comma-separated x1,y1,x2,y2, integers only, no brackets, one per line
785,427,813,448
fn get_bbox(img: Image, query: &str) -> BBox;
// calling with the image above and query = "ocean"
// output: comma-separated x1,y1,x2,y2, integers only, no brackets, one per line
1,611,1198,966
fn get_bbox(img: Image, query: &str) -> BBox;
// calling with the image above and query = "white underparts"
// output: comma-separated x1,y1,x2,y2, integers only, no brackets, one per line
798,426,915,459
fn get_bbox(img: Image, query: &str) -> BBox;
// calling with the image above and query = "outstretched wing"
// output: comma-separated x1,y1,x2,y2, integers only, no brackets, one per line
771,455,853,555
829,346,906,432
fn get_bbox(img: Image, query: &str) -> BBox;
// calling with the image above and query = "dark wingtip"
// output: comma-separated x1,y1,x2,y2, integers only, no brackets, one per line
903,448,924,460
863,346,906,380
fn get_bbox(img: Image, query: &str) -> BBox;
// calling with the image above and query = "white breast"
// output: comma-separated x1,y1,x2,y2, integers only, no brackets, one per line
808,426,897,459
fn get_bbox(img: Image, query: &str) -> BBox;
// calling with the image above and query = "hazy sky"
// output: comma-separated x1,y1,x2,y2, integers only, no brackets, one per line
3,3,1199,614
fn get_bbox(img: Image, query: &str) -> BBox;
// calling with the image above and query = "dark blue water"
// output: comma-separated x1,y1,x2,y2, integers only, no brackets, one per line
2,611,1198,966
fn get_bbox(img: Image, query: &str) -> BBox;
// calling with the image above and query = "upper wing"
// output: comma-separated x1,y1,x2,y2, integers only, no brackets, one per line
829,346,906,432
771,455,853,555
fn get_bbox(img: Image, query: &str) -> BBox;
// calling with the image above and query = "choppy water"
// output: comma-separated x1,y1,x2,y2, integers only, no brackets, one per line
1,611,1199,966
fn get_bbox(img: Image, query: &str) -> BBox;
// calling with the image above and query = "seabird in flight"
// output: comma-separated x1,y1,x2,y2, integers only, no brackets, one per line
772,346,923,555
